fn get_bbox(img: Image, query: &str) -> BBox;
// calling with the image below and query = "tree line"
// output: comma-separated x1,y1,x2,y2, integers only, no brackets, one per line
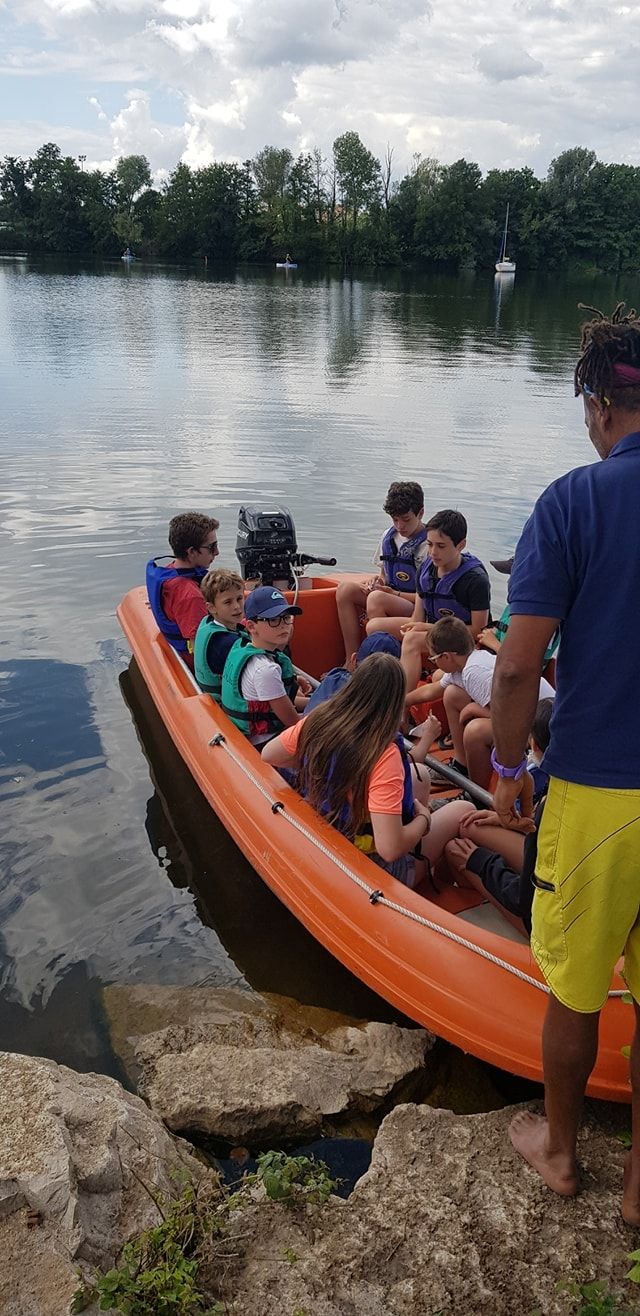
1,135,639,272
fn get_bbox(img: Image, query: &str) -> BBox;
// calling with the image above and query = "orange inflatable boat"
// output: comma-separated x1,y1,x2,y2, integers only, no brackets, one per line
117,576,633,1101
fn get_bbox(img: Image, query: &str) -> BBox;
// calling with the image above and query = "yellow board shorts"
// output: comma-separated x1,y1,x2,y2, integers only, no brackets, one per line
532,777,640,1012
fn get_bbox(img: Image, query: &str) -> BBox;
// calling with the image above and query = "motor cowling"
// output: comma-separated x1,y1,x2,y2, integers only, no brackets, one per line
236,505,298,588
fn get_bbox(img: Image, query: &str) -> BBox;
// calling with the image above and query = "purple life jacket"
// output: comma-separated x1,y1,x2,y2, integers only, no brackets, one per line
417,553,486,624
379,525,428,592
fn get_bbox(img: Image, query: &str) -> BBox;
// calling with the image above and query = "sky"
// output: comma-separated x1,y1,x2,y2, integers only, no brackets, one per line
0,0,638,183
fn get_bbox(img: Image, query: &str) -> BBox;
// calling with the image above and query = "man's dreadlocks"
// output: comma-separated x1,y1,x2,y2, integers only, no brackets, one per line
574,301,640,409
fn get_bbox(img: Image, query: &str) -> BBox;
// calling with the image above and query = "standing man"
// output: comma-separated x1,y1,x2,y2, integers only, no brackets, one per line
490,303,640,1225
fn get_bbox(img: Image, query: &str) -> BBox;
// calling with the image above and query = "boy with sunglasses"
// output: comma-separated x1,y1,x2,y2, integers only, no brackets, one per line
147,511,220,667
221,587,309,748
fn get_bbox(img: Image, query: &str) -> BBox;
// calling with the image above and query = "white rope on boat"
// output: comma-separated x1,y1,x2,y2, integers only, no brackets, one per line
207,733,627,1001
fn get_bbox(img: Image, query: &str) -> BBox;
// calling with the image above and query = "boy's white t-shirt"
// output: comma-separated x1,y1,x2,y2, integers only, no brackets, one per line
441,649,555,708
372,531,430,574
240,654,286,701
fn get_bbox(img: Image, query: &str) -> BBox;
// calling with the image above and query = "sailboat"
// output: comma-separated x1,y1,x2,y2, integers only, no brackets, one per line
495,204,516,274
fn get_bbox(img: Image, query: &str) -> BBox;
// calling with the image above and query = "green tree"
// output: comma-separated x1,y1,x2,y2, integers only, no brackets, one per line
156,163,197,256
115,153,152,248
333,131,381,235
414,158,482,266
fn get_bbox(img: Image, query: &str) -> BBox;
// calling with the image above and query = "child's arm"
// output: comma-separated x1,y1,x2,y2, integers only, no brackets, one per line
478,626,501,654
269,694,300,728
406,679,445,707
262,734,298,768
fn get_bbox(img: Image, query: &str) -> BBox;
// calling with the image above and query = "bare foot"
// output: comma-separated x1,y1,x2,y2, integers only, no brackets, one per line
508,1110,578,1196
622,1153,640,1226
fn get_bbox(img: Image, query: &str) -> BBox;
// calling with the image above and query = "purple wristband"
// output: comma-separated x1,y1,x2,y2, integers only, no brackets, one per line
490,748,528,780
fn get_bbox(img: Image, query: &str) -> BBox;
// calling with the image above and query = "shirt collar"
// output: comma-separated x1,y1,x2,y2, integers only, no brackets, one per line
609,431,640,458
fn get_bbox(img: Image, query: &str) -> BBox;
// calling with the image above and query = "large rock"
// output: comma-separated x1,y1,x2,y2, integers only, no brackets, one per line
0,1051,208,1316
104,985,434,1143
215,1102,637,1316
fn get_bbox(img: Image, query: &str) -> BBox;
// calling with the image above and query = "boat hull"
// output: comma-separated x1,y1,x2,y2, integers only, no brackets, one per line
117,580,632,1100
495,261,516,273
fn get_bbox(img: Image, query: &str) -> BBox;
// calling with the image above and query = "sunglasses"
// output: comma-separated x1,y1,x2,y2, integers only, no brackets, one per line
200,539,219,554
581,382,610,407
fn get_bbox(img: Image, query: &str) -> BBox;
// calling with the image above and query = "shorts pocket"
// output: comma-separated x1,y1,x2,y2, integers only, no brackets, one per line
531,884,569,971
535,778,568,888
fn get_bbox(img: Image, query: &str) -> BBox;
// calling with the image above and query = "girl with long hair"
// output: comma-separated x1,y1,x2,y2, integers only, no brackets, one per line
263,652,472,888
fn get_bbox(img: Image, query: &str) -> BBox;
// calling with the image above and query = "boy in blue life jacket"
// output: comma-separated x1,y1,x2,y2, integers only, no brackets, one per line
399,509,491,695
221,587,309,749
146,511,220,669
194,568,247,701
336,481,429,661
305,631,402,714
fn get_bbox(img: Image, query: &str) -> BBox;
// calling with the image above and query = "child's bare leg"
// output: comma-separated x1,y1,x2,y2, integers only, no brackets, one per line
460,819,525,870
401,627,429,692
366,614,411,641
336,580,367,660
421,800,475,866
366,591,414,622
463,718,495,789
443,684,472,764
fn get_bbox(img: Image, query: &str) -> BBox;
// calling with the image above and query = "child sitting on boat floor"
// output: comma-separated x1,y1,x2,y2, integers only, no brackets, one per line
478,555,559,669
335,481,429,662
194,568,246,701
395,509,491,695
444,699,553,936
263,653,472,889
406,617,554,788
221,587,310,749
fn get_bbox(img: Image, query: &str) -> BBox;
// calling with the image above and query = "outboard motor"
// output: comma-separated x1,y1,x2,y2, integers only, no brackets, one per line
236,504,336,589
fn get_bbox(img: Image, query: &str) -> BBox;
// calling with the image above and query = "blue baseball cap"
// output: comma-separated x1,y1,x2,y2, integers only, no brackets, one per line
244,586,303,621
355,632,401,662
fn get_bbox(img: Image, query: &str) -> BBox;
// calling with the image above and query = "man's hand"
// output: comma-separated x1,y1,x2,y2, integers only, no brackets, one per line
493,774,536,834
446,837,477,874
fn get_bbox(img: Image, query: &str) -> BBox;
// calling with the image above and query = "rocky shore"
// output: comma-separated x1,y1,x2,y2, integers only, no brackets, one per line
0,986,636,1315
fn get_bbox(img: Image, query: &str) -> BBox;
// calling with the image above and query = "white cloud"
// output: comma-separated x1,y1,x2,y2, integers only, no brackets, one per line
2,0,640,178
475,41,544,82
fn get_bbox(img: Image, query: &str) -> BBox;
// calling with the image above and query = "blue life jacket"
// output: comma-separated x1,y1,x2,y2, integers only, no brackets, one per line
417,553,486,624
146,556,208,654
379,526,428,592
304,667,351,714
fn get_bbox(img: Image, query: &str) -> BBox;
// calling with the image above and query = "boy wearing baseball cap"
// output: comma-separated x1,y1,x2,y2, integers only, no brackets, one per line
221,587,307,748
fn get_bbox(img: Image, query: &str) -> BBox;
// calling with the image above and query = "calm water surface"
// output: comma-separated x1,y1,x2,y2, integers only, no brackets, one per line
1,258,636,1075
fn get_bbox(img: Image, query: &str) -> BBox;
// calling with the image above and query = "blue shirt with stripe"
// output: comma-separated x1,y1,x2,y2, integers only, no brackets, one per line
508,430,640,789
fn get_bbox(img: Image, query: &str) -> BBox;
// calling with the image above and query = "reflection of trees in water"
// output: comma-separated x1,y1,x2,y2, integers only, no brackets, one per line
325,278,372,382
121,662,400,1022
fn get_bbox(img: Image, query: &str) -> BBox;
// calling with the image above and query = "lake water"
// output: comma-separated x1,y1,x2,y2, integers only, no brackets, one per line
1,257,636,1079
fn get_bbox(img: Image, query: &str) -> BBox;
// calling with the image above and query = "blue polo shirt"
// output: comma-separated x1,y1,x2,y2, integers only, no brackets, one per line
508,430,640,788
